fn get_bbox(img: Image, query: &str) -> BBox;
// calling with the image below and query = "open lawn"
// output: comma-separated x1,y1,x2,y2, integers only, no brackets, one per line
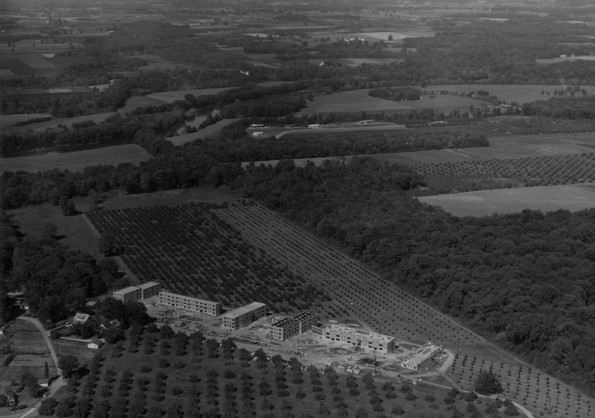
418,184,595,217
1,112,115,135
147,88,234,104
299,89,485,115
0,144,152,173
8,202,101,257
536,56,595,64
422,84,595,104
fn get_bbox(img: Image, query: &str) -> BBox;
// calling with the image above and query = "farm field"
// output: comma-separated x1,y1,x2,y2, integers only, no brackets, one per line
147,87,234,104
118,95,168,114
167,118,241,146
8,202,101,258
421,84,595,104
311,26,435,42
0,113,52,129
211,199,592,417
86,202,330,313
418,184,595,217
243,132,595,168
0,144,152,173
298,89,486,115
1,112,115,135
53,328,488,418
536,56,595,64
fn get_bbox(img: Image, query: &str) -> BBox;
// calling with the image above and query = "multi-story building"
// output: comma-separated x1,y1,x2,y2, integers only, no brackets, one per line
112,286,142,303
270,312,317,340
400,342,443,371
138,281,161,299
221,302,267,330
158,291,221,316
322,324,395,354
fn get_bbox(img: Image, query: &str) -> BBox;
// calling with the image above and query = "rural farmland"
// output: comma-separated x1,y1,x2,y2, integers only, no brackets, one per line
298,89,485,115
0,144,152,173
418,184,595,217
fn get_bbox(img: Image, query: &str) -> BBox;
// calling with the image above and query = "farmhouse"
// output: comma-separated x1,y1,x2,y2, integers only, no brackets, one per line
323,324,396,354
112,286,142,303
158,291,221,316
400,341,443,371
221,302,267,330
270,312,317,340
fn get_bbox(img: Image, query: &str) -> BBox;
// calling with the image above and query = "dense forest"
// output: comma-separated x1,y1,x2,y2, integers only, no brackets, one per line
233,157,595,396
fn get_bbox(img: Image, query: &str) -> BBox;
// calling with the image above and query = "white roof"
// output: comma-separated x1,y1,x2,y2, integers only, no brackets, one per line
113,286,140,296
138,281,160,289
222,302,266,319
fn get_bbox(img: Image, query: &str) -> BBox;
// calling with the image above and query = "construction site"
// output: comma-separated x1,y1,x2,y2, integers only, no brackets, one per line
140,294,453,384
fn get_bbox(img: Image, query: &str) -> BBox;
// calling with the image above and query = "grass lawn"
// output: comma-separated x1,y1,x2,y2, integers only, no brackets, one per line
418,184,595,217
0,114,52,130
0,144,152,173
118,95,167,114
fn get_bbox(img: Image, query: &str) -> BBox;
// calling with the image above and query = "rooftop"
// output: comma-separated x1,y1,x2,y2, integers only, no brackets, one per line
222,302,266,318
138,281,160,289
113,286,141,296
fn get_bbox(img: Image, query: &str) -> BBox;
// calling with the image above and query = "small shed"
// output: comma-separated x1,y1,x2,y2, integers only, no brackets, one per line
87,339,104,350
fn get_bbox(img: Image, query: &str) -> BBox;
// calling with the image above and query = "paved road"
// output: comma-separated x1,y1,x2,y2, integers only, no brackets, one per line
17,316,66,418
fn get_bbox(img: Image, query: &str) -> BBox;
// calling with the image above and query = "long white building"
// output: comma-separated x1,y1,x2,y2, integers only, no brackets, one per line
221,302,267,330
158,291,221,317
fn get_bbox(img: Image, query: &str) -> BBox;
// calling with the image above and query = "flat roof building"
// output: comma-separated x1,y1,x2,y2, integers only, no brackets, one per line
221,302,267,331
271,312,317,341
323,324,395,354
158,291,221,317
112,286,142,303
138,281,161,299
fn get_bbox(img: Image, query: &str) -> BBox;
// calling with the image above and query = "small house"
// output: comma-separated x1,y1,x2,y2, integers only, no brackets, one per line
72,312,90,325
87,339,104,350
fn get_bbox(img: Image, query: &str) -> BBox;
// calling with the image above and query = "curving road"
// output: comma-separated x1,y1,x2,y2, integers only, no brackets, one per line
16,316,66,418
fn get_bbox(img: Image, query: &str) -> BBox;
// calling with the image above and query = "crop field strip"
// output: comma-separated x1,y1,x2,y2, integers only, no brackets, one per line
212,200,591,417
415,152,595,190
86,203,329,312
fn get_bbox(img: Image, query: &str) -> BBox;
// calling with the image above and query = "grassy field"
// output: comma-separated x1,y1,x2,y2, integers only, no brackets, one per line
118,95,167,114
422,84,595,104
418,184,595,217
0,114,52,129
2,112,115,135
299,89,485,115
147,88,233,104
8,202,101,258
167,118,241,146
372,133,595,166
0,144,152,173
